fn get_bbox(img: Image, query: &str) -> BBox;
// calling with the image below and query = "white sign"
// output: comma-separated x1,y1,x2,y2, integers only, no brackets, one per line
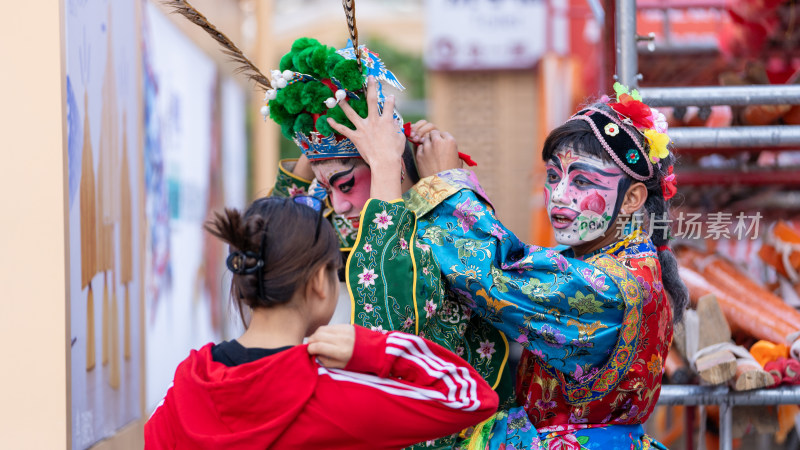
426,0,547,70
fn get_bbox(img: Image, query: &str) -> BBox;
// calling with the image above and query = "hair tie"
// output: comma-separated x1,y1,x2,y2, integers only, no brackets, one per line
656,245,671,253
226,251,264,275
661,166,677,200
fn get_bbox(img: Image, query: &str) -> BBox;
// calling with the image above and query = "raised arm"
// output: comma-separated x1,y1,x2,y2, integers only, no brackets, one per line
406,171,645,393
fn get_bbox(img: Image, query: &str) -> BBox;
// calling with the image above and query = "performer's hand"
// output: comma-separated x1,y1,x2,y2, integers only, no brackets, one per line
408,119,438,145
327,76,406,201
415,130,462,178
327,76,405,169
307,324,356,369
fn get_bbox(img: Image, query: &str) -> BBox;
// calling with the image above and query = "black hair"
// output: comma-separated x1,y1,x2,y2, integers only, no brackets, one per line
542,102,689,322
205,197,342,325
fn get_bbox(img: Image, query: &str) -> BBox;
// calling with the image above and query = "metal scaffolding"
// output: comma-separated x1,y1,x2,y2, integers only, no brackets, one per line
615,0,800,154
658,386,800,450
614,2,800,450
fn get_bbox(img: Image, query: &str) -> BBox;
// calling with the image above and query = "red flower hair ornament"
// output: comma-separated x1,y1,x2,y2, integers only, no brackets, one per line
609,93,655,130
661,166,677,200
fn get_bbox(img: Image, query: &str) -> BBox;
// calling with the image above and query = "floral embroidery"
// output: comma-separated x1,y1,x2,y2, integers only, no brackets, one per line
363,243,372,253
371,324,384,332
538,324,566,348
647,353,662,376
490,223,508,239
478,340,496,359
453,198,484,232
372,211,394,230
399,238,408,250
402,316,414,330
456,346,465,356
422,267,429,275
415,241,431,252
507,408,532,432
568,291,603,316
363,303,374,312
603,122,619,137
424,299,437,318
357,268,377,286
287,184,306,196
626,148,640,164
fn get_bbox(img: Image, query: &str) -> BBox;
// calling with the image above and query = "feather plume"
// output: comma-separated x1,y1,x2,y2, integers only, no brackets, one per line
165,0,272,91
342,0,360,71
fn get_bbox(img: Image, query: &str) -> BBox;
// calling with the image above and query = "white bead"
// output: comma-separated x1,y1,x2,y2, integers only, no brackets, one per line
324,97,337,108
282,70,294,80
276,78,288,89
260,105,269,120
335,89,346,101
266,89,277,100
271,70,282,79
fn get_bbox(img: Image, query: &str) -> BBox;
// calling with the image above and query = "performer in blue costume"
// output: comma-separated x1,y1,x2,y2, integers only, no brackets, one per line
328,80,688,449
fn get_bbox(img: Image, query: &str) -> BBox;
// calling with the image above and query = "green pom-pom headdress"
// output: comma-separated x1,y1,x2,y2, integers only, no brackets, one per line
261,38,405,161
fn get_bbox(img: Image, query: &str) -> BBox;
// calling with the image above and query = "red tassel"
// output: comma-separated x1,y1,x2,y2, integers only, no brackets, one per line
458,152,478,167
403,122,412,138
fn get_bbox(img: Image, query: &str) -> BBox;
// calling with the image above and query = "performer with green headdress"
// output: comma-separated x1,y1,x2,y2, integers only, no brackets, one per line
168,2,513,448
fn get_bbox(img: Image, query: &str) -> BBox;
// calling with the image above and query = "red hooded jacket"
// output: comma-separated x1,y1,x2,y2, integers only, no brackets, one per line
145,326,498,449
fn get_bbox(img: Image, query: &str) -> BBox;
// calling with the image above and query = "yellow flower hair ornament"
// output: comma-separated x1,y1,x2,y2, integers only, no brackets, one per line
644,129,670,164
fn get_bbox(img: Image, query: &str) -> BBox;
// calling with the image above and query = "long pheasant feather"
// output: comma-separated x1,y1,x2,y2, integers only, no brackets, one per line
165,0,272,90
342,0,360,71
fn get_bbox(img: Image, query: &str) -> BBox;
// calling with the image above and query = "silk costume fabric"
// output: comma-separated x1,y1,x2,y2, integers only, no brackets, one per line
399,169,673,449
271,161,514,450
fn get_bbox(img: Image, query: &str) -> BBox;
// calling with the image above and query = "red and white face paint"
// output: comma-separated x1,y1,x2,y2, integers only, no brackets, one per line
544,147,626,247
312,159,372,229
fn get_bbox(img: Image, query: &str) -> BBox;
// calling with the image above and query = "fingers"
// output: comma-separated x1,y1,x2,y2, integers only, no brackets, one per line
366,76,379,118
327,117,356,140
337,98,362,125
413,121,437,141
382,95,396,120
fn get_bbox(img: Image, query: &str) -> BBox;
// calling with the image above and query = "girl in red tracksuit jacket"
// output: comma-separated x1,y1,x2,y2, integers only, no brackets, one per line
144,196,499,450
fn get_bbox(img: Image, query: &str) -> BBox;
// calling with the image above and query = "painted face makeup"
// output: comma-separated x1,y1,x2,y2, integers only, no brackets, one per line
544,147,626,247
311,160,372,227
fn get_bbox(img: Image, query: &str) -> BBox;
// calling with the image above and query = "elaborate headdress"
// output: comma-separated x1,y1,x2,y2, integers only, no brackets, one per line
568,83,676,198
168,0,403,162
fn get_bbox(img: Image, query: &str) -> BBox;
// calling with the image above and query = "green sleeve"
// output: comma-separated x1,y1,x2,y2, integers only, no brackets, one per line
346,198,512,400
271,159,312,198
